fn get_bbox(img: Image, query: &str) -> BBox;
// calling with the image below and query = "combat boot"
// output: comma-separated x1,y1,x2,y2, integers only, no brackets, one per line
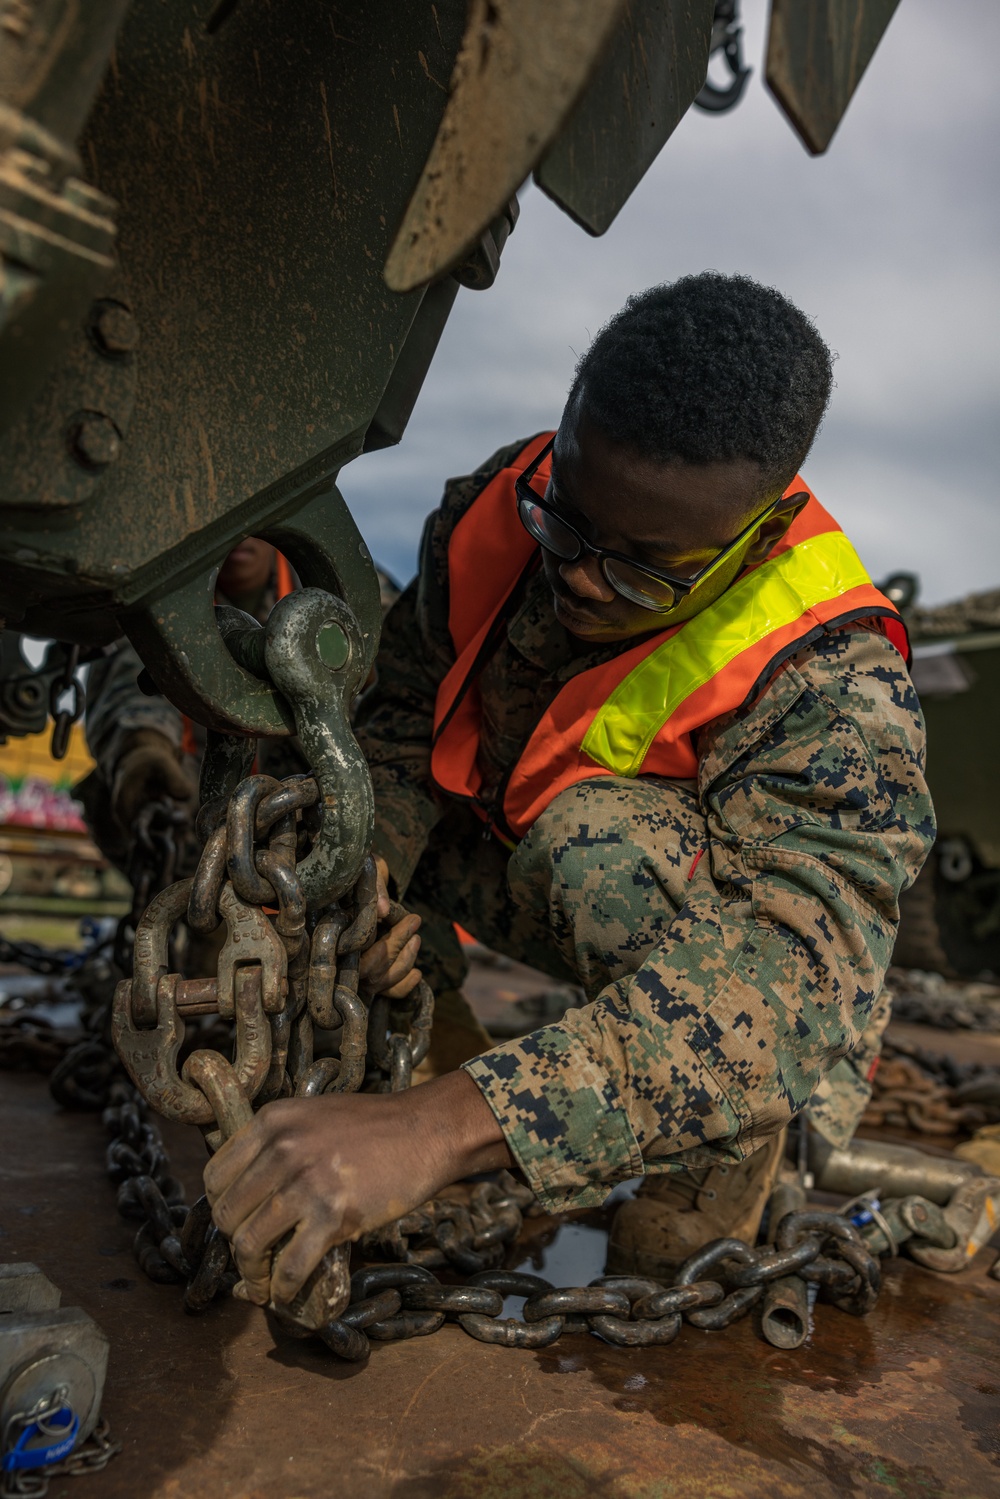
605,1129,787,1280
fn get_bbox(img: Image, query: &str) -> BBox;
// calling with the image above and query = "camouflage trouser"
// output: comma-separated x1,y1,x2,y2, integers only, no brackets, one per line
406,775,889,1149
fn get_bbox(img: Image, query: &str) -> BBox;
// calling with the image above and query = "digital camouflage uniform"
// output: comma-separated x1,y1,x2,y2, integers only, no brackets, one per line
355,438,936,1215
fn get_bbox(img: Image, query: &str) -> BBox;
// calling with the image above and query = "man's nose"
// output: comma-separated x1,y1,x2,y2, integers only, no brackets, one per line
559,556,616,603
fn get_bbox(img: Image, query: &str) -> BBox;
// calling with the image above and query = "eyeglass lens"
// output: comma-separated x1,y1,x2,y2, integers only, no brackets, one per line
518,496,679,612
517,497,583,561
602,558,677,611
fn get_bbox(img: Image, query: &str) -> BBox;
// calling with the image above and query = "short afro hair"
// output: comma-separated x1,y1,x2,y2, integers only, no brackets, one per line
568,272,833,498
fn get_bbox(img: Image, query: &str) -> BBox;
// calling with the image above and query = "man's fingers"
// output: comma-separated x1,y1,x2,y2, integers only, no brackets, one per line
205,1108,296,1235
359,915,421,993
375,856,391,921
383,966,423,1001
382,912,421,957
269,1218,344,1305
228,1192,302,1306
202,1115,268,1206
378,934,421,992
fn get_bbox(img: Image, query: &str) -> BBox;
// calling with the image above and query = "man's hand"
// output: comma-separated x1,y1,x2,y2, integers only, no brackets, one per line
358,855,421,998
203,1071,512,1306
111,729,196,832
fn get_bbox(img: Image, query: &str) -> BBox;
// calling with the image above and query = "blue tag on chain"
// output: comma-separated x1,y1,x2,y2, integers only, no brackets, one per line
1,1406,79,1472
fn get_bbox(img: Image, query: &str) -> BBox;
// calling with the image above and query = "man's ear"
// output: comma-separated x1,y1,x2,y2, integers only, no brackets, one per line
742,490,810,567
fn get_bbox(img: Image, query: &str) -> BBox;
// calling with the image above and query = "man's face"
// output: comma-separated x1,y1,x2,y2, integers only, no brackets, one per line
541,406,797,644
217,537,276,599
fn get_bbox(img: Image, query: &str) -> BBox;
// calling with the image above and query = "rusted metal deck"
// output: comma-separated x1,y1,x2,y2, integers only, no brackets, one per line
3,1070,998,1499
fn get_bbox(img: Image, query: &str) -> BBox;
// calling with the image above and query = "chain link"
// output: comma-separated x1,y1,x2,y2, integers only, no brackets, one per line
0,1415,120,1499
0,1014,73,1075
108,771,436,1333
47,646,82,763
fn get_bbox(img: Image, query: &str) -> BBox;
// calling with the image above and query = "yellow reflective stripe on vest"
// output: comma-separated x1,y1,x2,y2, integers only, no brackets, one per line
580,530,872,777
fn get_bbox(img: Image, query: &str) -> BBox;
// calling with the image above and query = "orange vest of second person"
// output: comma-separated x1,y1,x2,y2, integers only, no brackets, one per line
431,431,909,845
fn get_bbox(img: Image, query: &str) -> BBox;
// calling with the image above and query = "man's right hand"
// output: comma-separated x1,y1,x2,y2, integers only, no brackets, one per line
111,729,196,833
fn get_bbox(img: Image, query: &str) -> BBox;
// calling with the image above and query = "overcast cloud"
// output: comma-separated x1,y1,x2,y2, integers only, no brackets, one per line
340,0,999,606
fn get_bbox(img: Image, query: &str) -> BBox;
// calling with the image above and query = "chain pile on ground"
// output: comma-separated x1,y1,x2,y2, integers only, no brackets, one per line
863,1039,1000,1136
887,967,1000,1032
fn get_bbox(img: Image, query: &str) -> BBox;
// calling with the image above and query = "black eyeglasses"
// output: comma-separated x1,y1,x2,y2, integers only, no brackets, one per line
515,437,796,613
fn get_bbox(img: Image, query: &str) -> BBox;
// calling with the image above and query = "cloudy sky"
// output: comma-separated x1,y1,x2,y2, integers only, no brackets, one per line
340,0,999,606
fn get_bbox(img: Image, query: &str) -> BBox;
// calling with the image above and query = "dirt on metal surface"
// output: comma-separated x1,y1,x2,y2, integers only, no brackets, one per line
2,1070,998,1499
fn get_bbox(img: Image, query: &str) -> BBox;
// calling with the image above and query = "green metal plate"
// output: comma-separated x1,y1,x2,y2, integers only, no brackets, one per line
766,0,901,155
536,0,715,236
3,0,469,639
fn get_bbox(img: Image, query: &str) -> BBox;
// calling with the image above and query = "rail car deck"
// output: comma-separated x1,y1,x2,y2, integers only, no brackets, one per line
3,1066,998,1499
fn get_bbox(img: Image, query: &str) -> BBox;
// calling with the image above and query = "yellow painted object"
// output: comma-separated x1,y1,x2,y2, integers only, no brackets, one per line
0,723,94,789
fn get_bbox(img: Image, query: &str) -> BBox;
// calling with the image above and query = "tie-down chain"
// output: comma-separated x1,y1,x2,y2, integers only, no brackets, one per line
109,586,884,1357
112,768,434,1334
109,760,886,1357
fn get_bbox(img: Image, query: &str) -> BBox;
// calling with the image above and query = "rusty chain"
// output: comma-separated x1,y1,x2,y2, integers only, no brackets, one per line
862,1040,1000,1136
114,797,192,974
108,770,435,1335
0,1014,74,1075
310,1207,879,1361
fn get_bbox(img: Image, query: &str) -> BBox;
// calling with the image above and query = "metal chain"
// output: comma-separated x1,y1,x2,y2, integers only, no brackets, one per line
108,771,435,1331
0,1014,73,1075
47,646,82,763
0,935,86,978
862,1040,1000,1136
314,1207,880,1362
1,1412,120,1499
114,797,191,974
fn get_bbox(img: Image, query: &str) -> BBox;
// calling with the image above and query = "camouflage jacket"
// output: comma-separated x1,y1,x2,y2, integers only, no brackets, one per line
356,438,936,1212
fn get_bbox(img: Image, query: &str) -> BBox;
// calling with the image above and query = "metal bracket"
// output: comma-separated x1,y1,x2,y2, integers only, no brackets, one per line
694,0,751,114
0,1267,109,1451
120,482,381,736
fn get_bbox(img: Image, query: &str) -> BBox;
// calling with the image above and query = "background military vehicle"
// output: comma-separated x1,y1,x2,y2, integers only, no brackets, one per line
887,577,1000,978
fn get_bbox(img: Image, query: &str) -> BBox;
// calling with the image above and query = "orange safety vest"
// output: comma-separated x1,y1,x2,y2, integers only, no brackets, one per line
180,550,296,757
431,432,908,845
